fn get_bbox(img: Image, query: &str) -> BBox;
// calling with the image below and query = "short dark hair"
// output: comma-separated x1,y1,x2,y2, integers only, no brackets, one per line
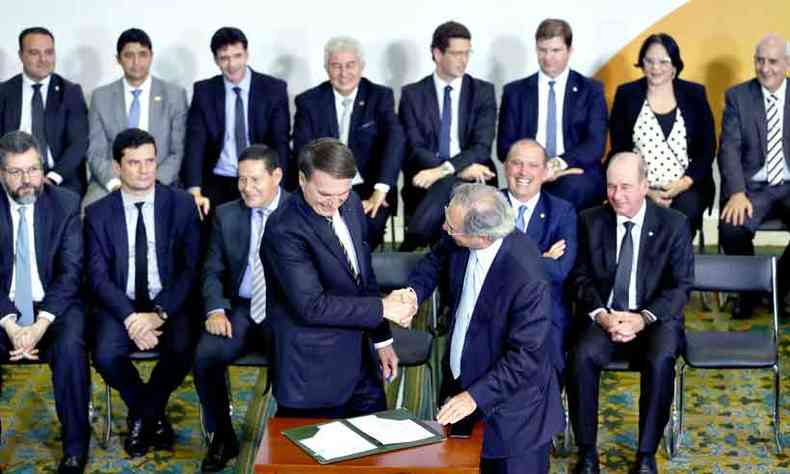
535,19,573,48
0,131,42,169
298,138,356,180
211,27,248,56
431,21,471,54
117,28,152,56
19,27,54,50
239,144,280,173
635,33,684,76
112,128,157,163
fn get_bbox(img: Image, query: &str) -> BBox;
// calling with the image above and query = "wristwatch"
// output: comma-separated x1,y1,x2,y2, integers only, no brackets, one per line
154,305,168,322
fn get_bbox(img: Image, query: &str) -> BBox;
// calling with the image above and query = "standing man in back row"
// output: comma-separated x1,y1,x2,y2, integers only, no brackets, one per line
85,28,188,207
399,21,498,250
498,18,607,210
183,27,291,217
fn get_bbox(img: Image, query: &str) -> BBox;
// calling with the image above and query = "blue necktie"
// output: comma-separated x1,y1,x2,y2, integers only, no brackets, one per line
545,80,557,158
15,207,35,326
516,205,528,233
128,89,142,128
439,85,452,160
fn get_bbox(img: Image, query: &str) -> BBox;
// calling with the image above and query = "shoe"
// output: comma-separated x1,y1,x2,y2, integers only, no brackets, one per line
150,416,175,451
731,295,755,320
572,448,600,474
57,455,87,474
630,453,657,474
124,417,149,458
201,430,240,472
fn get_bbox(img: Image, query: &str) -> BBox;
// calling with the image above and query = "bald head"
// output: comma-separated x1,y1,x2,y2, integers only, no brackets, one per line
504,139,548,202
754,33,789,93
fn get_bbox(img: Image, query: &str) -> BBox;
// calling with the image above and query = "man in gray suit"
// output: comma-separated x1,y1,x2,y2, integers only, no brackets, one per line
719,33,789,318
84,28,187,206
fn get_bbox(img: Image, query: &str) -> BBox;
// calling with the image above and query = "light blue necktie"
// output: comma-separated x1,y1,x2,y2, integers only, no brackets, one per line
516,205,528,233
128,89,142,128
450,253,480,379
15,207,34,326
545,80,557,158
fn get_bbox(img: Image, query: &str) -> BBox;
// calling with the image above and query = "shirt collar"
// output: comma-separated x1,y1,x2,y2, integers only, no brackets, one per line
251,187,282,214
508,190,541,210
22,73,51,90
538,67,569,89
333,87,358,107
224,66,252,93
616,199,647,228
471,237,503,270
123,75,152,96
121,188,156,208
761,78,787,103
433,71,463,93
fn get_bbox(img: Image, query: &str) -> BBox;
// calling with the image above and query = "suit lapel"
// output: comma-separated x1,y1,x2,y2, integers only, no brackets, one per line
321,83,340,138
232,201,252,289
603,206,618,278
109,193,129,285
148,77,163,139
458,75,470,148
112,79,128,132
248,70,260,141
448,248,470,319
562,71,578,142
636,201,658,306
153,185,170,280
421,76,440,139
298,194,356,282
213,77,225,139
6,75,23,130
44,75,62,148
750,80,768,157
526,194,547,243
526,75,539,138
33,190,51,283
343,201,369,283
348,80,368,147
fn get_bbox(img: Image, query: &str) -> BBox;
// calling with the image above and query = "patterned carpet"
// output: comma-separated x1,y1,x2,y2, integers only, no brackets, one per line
0,292,788,473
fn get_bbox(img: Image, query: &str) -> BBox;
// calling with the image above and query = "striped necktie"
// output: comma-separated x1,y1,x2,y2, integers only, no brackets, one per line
250,209,270,323
766,93,785,186
326,216,360,286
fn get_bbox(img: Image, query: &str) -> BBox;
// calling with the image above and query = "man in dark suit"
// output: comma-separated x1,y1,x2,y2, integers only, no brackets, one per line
262,138,416,418
399,21,497,250
497,18,607,211
183,27,290,217
568,152,693,474
718,33,789,318
84,129,201,458
403,183,562,473
293,36,404,249
0,131,89,473
194,144,286,472
503,139,577,375
0,27,89,196
85,28,188,207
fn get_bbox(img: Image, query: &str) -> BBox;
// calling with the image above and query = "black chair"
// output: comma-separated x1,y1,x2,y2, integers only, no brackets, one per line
675,255,782,454
371,252,438,415
100,350,159,446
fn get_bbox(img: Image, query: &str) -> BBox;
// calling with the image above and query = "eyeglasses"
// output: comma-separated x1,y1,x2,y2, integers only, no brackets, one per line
3,166,43,179
643,57,672,68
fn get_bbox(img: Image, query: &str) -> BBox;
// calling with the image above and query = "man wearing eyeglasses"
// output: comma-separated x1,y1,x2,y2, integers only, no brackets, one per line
399,21,498,251
0,131,90,473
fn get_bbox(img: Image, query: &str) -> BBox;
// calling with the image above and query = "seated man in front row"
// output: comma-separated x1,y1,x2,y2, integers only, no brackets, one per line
404,183,563,474
194,144,287,472
262,138,416,418
85,128,201,458
568,152,693,474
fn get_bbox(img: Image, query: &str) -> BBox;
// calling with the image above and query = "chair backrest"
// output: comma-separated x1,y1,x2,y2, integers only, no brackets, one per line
371,252,425,290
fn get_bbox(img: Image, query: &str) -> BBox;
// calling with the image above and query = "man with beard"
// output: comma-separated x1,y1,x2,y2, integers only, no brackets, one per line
0,131,90,473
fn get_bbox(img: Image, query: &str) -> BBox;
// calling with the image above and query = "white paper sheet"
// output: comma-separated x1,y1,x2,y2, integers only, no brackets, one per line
300,421,377,461
347,415,436,445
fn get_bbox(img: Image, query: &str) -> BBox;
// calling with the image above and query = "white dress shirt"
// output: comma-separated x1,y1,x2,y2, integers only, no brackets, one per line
2,195,54,323
214,66,252,178
751,79,788,181
122,189,162,301
433,72,463,169
536,68,569,160
508,191,541,232
20,73,60,184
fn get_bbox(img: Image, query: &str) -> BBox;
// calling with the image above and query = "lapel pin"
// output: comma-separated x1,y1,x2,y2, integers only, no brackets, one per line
540,213,545,219
358,100,365,107
54,85,60,92
648,231,654,237
154,96,162,102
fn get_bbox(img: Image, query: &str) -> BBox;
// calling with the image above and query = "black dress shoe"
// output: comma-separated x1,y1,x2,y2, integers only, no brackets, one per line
124,417,149,458
201,430,240,472
731,295,755,320
630,453,657,474
57,455,87,474
572,449,600,474
150,416,175,451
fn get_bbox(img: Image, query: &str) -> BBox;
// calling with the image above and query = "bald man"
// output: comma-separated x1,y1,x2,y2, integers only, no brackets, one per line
719,34,790,319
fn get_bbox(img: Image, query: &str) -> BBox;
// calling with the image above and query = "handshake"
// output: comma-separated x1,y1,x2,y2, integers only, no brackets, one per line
382,288,419,328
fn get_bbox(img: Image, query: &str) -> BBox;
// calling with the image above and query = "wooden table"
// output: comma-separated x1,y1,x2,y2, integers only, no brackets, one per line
254,417,483,473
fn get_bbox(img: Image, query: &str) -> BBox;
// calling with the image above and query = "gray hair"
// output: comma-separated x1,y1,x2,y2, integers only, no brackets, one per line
324,36,365,68
608,151,648,181
0,130,43,169
449,183,515,239
754,33,789,58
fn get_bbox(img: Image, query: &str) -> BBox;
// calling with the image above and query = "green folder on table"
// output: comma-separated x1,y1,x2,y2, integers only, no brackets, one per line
281,408,446,464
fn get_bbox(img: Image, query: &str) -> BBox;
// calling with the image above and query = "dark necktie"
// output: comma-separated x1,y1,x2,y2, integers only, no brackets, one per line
438,85,452,160
31,84,48,170
326,217,360,286
545,80,557,158
612,221,635,311
134,202,152,311
233,86,247,158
